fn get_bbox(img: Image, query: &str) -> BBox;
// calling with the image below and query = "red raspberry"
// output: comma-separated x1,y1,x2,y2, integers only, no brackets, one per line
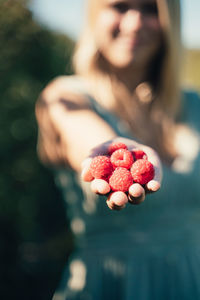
90,156,113,179
130,159,155,185
108,142,127,155
132,149,147,160
109,167,133,192
110,149,133,169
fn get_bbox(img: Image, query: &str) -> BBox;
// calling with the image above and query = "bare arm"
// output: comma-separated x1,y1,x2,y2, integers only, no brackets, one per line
36,77,162,210
35,77,117,171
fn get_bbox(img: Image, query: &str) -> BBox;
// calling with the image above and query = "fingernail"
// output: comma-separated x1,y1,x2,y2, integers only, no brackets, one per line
108,191,128,206
91,179,110,194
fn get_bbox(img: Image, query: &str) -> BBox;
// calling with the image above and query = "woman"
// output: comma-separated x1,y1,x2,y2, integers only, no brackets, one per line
36,0,200,299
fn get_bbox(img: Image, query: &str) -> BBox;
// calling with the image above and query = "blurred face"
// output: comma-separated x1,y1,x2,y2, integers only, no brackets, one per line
94,0,162,69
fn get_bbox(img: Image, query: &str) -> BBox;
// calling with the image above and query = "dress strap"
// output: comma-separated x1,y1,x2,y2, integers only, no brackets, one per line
64,75,134,139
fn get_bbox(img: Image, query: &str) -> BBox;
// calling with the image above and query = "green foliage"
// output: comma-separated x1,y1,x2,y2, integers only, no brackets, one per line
0,1,74,298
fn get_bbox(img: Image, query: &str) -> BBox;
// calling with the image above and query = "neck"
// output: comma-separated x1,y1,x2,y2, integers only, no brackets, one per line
108,63,149,94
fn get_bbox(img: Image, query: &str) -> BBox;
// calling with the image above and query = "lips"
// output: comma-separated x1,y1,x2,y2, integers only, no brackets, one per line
117,36,145,50
126,38,141,48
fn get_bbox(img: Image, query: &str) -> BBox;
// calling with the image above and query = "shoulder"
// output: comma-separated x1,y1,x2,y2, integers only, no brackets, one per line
39,75,91,106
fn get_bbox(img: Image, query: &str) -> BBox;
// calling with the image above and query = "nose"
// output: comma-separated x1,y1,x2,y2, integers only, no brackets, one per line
120,10,143,33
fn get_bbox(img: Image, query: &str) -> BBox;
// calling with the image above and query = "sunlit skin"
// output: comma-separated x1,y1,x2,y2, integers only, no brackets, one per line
81,0,162,209
38,0,163,211
94,0,162,75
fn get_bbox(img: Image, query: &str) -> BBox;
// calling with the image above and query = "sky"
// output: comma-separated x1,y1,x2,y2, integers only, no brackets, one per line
29,0,200,49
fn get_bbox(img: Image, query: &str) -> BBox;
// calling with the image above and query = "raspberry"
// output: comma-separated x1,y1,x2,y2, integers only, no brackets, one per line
132,149,147,160
90,156,113,179
108,142,128,155
130,159,155,185
109,167,133,192
110,149,133,169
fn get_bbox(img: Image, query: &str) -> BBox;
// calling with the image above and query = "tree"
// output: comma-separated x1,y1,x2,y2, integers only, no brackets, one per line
0,1,74,299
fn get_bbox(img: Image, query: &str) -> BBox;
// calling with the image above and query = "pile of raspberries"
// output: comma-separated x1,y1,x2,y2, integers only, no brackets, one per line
89,142,155,193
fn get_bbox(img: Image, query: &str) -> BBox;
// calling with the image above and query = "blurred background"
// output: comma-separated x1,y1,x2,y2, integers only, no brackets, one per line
0,0,199,299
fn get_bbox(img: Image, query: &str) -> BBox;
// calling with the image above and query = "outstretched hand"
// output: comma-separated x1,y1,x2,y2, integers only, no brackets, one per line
81,137,162,210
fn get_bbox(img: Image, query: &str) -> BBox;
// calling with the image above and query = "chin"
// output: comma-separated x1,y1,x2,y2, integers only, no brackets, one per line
110,55,141,69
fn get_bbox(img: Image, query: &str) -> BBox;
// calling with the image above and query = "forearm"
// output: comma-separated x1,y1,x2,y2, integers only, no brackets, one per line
48,103,117,171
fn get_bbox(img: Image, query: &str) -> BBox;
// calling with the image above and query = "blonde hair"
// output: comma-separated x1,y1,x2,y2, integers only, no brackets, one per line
73,0,182,163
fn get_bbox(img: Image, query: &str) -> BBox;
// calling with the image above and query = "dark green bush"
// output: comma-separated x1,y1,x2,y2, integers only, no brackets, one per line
0,1,74,298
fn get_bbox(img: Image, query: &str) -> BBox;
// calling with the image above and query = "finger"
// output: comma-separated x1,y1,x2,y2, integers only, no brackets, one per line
106,200,125,210
129,183,145,198
128,184,145,205
81,157,92,169
91,179,111,194
132,145,162,194
81,158,93,182
145,180,161,193
106,191,128,210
